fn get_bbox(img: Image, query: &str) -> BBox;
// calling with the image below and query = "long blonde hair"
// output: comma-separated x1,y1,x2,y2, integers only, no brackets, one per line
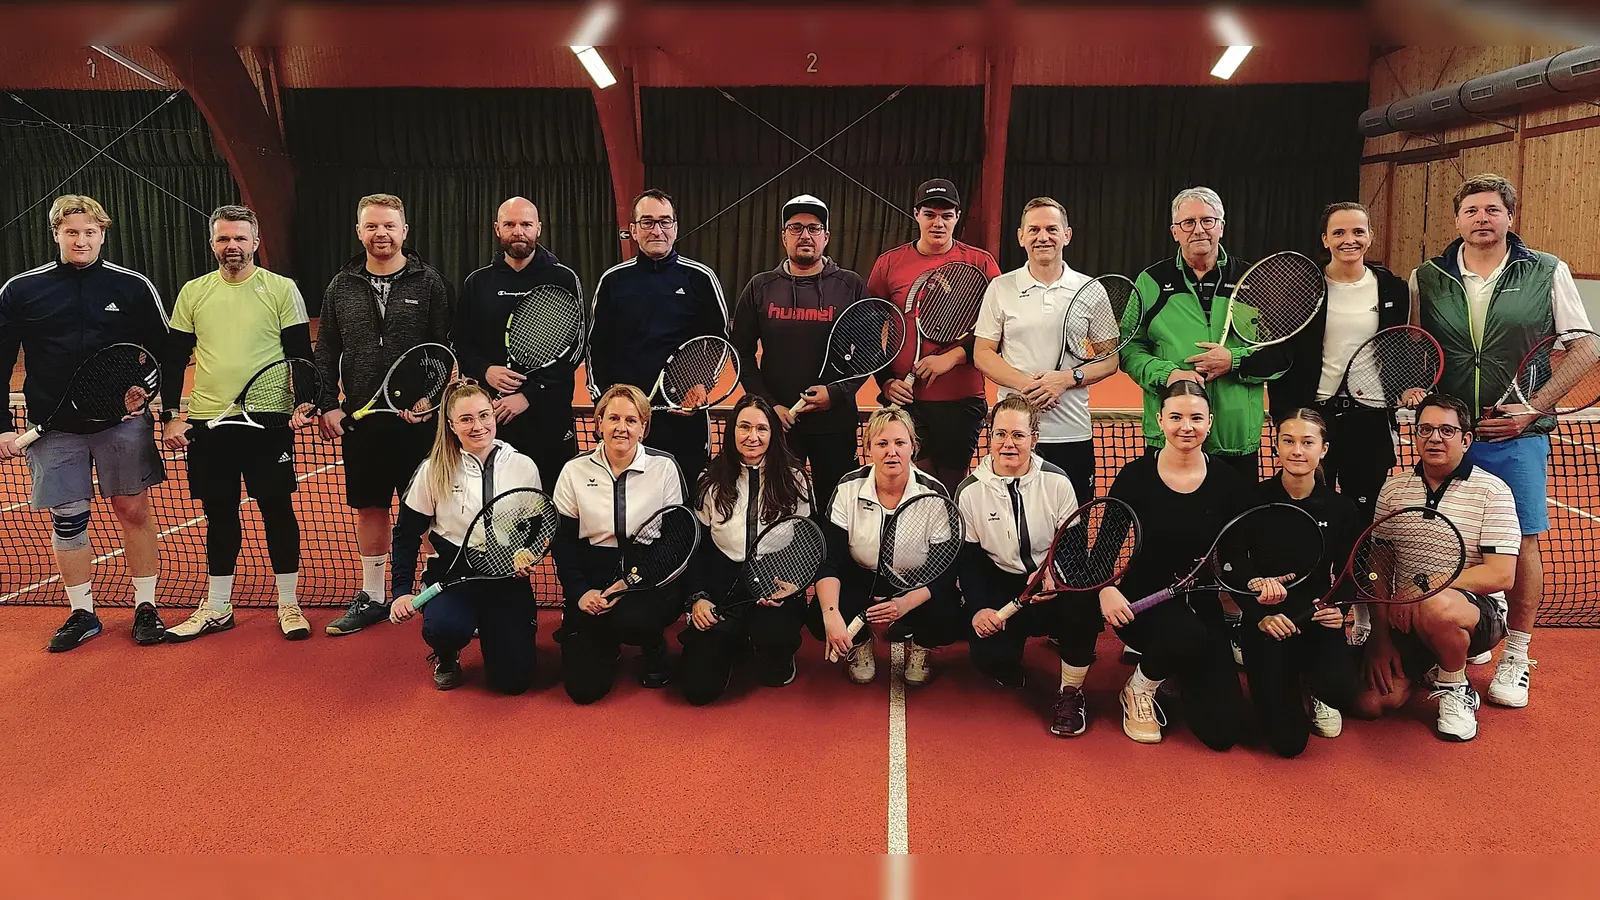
426,381,494,503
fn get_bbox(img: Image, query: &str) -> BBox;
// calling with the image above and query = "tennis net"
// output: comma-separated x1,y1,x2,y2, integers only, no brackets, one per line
3,397,1597,626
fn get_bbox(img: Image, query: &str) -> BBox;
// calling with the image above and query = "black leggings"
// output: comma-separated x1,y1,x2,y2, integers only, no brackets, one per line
965,562,1102,676
805,568,964,649
558,587,682,705
201,492,299,576
1113,597,1249,751
678,600,808,706
1316,404,1394,525
1239,621,1359,758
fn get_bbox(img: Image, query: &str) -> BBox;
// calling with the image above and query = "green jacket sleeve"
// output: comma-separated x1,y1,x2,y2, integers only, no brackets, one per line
1118,271,1179,392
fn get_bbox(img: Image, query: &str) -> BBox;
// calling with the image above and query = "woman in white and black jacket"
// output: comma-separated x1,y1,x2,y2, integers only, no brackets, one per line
1271,202,1413,523
387,381,544,694
680,395,813,704
812,407,963,687
956,395,1093,737
551,384,690,704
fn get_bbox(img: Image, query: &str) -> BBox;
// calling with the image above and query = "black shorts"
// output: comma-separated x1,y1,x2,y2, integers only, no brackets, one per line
342,414,434,509
1036,439,1095,502
186,422,296,502
907,397,986,470
1396,590,1508,682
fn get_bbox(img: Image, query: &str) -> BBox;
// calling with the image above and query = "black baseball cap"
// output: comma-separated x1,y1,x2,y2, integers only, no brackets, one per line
913,178,960,210
782,194,828,227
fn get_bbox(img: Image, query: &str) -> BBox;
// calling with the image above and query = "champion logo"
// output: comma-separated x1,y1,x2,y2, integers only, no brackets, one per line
767,307,835,322
497,290,533,297
277,452,292,463
103,302,120,312
675,287,687,295
404,298,419,304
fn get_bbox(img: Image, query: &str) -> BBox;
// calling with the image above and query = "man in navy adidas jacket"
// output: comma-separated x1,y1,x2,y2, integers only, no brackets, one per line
588,189,729,485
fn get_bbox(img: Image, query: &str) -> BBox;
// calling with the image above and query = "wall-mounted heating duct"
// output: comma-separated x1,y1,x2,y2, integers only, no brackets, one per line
1359,46,1600,137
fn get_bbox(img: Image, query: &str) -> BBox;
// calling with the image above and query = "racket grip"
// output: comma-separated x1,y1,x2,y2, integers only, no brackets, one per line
826,615,867,662
902,371,916,386
1128,588,1172,616
13,426,41,449
993,600,1023,622
409,582,445,610
791,397,809,416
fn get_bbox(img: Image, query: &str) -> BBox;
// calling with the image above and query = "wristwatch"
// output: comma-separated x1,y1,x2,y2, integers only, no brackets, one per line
1071,367,1085,387
159,408,178,424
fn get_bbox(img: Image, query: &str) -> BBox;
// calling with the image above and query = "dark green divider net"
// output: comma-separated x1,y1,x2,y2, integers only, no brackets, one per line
3,398,1596,626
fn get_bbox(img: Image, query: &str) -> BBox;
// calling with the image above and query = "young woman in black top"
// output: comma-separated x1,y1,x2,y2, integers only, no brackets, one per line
1246,408,1363,756
1100,381,1263,748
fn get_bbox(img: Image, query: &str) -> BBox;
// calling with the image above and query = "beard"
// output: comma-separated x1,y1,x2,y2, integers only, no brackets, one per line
221,251,251,272
501,237,534,260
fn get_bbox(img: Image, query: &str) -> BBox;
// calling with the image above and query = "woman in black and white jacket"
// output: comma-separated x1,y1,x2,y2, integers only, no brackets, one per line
680,395,814,704
957,395,1092,737
551,384,689,704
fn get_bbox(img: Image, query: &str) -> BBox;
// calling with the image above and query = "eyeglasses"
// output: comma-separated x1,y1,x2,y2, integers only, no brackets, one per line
1415,423,1463,439
633,217,676,232
992,429,1035,444
783,223,826,236
1173,216,1222,233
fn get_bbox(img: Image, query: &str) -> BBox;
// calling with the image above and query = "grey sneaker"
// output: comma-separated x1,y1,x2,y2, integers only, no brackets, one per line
326,591,391,636
430,651,463,690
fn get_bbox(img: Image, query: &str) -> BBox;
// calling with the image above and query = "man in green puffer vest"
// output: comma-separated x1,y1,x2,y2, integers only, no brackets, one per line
1408,173,1592,711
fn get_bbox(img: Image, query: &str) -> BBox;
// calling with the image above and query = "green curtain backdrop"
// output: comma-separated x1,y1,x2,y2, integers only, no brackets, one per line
641,86,986,298
0,90,239,307
283,88,614,310
1001,83,1367,278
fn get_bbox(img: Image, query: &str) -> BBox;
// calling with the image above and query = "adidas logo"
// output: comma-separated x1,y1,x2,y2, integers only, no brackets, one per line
277,452,292,464
103,302,120,312
675,287,686,295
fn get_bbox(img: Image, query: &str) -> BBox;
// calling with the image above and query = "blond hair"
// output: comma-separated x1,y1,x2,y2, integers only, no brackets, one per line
864,406,918,453
426,381,495,503
595,384,652,435
49,195,111,231
357,193,406,222
1019,197,1067,228
988,394,1040,434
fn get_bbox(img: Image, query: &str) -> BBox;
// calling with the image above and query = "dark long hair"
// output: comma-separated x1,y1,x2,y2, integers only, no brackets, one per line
697,395,808,524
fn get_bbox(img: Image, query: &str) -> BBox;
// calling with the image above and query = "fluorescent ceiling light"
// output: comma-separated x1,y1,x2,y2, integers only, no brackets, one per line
1211,46,1253,80
572,45,616,89
90,45,168,87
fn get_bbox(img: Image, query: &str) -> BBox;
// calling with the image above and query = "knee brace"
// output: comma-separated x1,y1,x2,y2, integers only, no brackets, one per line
50,499,92,551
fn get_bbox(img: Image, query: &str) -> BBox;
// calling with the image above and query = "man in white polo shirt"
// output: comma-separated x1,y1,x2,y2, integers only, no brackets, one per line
1354,393,1516,742
973,197,1121,501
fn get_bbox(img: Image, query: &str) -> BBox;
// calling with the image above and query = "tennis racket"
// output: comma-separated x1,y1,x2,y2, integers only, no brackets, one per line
1126,502,1324,615
1325,325,1444,410
349,342,456,421
1221,251,1325,349
207,358,318,429
409,487,560,610
646,336,740,413
792,298,906,415
15,342,159,449
1484,328,1600,419
506,284,585,375
902,261,989,386
828,493,965,662
1058,274,1138,368
994,497,1142,621
600,504,703,600
1290,505,1467,629
710,515,827,619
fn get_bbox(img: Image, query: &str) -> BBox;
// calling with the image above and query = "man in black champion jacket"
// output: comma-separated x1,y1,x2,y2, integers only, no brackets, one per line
588,188,728,486
453,196,583,487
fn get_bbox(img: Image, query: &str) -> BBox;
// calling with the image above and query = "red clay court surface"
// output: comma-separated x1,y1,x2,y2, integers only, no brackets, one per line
1,606,1596,854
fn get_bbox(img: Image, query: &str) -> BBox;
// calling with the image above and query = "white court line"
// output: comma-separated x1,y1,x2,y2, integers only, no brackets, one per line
0,461,341,604
886,641,910,858
1549,497,1600,524
1551,433,1600,454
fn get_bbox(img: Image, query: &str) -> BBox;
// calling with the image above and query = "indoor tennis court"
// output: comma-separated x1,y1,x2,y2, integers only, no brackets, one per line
4,2,1600,871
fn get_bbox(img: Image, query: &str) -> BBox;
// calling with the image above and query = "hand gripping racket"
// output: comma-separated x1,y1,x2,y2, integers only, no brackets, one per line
646,336,740,413
601,504,703,601
208,358,318,429
1222,251,1325,348
994,497,1142,622
409,487,560,609
506,284,585,375
15,342,160,449
828,493,965,662
792,298,906,415
710,515,827,619
350,342,457,421
1326,325,1444,410
1290,505,1467,629
1126,502,1324,615
902,261,989,386
1058,275,1138,369
1484,328,1600,420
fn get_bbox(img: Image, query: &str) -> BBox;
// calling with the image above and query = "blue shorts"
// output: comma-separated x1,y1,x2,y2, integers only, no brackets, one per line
26,415,165,509
1465,433,1548,534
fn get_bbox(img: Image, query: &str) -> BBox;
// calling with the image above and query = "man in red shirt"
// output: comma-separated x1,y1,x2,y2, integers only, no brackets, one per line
867,179,1002,493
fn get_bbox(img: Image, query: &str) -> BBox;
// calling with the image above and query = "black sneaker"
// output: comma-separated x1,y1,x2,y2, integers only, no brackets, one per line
48,609,103,653
132,603,166,645
429,651,463,691
639,644,672,689
992,664,1027,691
757,653,797,688
325,591,390,636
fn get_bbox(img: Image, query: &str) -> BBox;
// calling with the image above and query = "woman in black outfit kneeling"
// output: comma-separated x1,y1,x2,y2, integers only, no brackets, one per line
680,395,814,704
1100,381,1270,748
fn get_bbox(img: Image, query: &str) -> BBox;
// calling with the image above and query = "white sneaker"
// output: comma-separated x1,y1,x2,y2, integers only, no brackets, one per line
1468,650,1493,665
1488,655,1536,707
1231,639,1244,666
1427,680,1481,742
846,634,876,684
902,641,933,687
1119,677,1166,744
1310,696,1342,738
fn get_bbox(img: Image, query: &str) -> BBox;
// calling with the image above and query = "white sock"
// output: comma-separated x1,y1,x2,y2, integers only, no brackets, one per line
360,555,388,604
207,575,234,611
1060,661,1089,690
64,581,94,613
1128,665,1162,694
276,572,299,608
1504,629,1532,660
131,575,157,608
1434,666,1467,685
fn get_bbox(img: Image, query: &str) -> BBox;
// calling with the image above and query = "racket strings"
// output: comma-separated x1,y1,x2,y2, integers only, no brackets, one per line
737,517,826,605
624,506,700,587
1345,326,1442,406
1233,253,1323,344
1050,499,1139,590
1354,509,1466,603
1062,276,1136,364
1519,331,1600,414
662,337,735,405
241,360,318,424
71,344,160,421
914,263,988,342
829,301,905,376
878,496,963,591
463,491,559,575
388,345,455,412
507,287,584,369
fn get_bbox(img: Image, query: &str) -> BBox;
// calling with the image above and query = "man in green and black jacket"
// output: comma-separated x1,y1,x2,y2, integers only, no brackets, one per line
1121,187,1290,481
1410,173,1592,711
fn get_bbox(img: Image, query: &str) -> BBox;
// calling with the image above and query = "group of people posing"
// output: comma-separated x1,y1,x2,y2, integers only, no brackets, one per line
1,170,1584,752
